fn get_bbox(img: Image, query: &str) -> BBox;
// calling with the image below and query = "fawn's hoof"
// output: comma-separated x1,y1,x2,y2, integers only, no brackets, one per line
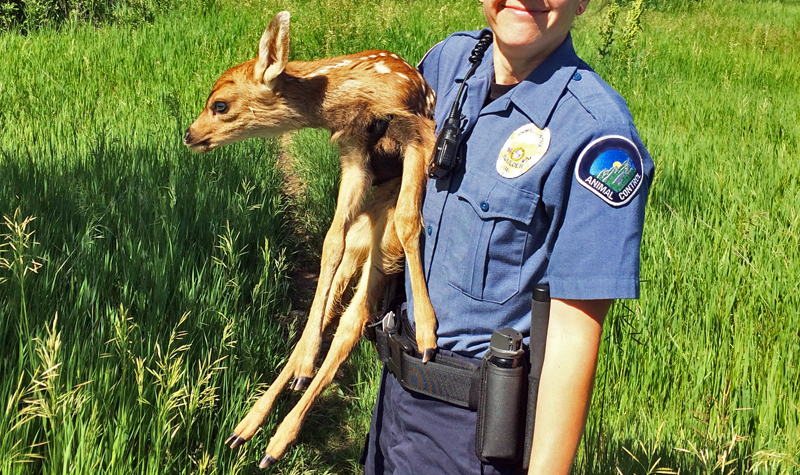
259,453,278,469
291,376,312,391
225,433,248,448
422,348,437,364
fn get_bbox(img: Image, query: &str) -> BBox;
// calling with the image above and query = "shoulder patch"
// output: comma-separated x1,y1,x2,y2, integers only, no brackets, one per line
575,135,643,207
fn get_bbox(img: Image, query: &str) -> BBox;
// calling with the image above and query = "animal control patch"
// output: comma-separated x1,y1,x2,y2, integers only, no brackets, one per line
575,135,643,207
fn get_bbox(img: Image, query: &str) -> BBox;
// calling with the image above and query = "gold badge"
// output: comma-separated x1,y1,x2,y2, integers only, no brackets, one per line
496,124,551,179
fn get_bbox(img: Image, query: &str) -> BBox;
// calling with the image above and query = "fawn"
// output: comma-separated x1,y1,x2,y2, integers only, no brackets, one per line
184,11,438,468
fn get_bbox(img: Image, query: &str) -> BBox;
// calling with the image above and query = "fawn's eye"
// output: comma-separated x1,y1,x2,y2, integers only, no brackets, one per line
213,101,229,114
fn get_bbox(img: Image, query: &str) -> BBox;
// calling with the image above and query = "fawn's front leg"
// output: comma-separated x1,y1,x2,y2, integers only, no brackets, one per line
393,118,438,361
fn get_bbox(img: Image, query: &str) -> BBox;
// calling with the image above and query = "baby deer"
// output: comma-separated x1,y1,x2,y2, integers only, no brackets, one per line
184,11,437,468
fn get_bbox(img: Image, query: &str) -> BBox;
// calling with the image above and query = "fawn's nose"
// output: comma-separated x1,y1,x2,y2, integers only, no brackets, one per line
183,129,192,145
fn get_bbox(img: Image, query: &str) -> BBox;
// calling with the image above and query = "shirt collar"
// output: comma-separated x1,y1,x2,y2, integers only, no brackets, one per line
460,35,495,139
481,34,580,129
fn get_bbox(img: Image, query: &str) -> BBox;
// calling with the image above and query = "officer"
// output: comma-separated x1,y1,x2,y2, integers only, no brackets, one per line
362,0,654,474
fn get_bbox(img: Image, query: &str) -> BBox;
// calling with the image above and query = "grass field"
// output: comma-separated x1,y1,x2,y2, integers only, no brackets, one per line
1,0,798,473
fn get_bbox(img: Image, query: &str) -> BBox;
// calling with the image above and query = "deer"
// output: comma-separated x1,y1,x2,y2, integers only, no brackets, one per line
183,11,438,468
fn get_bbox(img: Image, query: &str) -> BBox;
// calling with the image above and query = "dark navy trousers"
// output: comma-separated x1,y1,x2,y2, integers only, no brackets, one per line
361,363,524,475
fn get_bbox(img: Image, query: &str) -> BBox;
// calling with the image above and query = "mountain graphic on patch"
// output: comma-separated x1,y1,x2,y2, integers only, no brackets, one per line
593,156,637,192
576,136,644,207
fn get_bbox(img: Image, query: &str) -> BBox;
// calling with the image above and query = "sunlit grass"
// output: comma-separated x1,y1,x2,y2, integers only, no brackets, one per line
1,0,798,473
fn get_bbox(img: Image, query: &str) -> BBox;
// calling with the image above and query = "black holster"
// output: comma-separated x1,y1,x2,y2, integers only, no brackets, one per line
475,349,527,464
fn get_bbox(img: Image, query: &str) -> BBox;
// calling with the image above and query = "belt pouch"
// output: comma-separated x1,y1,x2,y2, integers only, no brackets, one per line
475,356,526,463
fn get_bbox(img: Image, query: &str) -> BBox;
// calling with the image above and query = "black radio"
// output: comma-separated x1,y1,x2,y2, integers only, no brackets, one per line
427,30,493,179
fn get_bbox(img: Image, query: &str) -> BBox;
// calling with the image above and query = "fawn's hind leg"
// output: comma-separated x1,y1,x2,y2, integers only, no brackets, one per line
258,213,396,467
287,141,371,388
225,196,379,448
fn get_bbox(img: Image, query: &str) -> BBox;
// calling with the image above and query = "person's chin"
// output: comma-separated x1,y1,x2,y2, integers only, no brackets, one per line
496,29,541,48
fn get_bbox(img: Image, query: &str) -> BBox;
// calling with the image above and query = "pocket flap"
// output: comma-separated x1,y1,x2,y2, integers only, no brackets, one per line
455,171,539,223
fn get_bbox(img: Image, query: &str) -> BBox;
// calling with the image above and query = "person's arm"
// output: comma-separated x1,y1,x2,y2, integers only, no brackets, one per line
527,298,611,475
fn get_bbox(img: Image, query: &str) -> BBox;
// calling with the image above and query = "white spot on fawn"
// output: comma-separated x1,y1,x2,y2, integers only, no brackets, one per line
396,72,409,80
374,62,391,74
426,91,436,110
313,59,353,76
340,79,361,90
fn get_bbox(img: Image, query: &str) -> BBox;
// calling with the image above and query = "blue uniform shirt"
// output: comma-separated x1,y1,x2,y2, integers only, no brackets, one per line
406,31,654,358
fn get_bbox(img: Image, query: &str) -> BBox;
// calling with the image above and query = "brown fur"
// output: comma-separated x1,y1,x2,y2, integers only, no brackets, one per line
184,11,437,467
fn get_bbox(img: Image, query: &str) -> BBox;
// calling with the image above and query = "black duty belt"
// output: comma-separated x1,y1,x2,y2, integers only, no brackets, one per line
367,305,482,410
366,285,552,471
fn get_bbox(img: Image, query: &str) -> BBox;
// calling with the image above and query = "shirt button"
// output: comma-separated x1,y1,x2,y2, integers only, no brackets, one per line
573,72,582,81
480,201,490,212
427,225,433,235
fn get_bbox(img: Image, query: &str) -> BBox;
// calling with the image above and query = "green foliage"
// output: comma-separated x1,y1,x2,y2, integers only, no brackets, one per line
597,1,620,57
1,0,799,473
0,0,177,32
579,1,800,473
20,0,60,29
645,0,702,13
620,0,645,54
0,1,20,30
594,0,645,63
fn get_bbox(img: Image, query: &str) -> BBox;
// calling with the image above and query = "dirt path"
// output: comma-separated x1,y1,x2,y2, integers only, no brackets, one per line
276,133,321,313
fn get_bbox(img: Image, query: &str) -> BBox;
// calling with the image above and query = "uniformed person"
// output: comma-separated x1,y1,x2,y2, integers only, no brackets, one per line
362,0,654,474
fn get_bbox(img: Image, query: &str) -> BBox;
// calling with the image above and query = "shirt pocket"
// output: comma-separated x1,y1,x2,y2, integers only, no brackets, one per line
444,172,539,304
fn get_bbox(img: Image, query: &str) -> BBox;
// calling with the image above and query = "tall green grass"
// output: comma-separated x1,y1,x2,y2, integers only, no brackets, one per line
578,1,800,473
1,0,798,473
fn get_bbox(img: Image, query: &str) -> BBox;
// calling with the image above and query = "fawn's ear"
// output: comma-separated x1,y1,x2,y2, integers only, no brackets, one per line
255,11,290,89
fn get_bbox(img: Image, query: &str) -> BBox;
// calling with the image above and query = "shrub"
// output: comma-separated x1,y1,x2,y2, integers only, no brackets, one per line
0,0,177,32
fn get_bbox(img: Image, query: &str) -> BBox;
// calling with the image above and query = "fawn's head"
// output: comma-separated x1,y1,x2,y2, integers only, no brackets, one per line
184,11,298,152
